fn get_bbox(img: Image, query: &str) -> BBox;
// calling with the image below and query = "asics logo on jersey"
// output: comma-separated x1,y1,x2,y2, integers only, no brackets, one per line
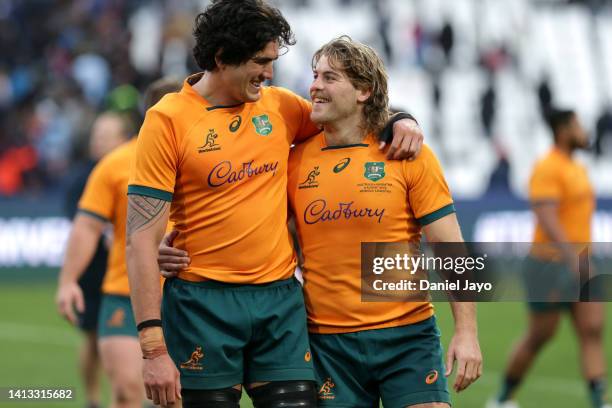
198,129,221,153
304,199,385,225
333,158,351,173
229,115,242,132
208,160,279,187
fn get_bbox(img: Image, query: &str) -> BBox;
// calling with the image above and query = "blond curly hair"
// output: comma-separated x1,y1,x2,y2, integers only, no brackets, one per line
312,36,390,134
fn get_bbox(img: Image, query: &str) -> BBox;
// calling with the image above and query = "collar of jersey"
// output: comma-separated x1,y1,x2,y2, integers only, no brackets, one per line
182,73,246,111
319,132,376,151
551,146,573,162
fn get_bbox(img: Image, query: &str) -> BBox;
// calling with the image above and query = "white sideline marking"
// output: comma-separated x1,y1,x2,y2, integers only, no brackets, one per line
0,321,79,347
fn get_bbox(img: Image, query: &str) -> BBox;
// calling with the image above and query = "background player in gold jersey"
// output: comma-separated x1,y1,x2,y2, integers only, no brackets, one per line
56,78,181,408
161,36,482,407
59,112,129,408
488,110,610,408
126,1,426,408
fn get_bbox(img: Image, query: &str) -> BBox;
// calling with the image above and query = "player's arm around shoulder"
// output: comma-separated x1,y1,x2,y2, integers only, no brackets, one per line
379,113,424,160
422,216,482,394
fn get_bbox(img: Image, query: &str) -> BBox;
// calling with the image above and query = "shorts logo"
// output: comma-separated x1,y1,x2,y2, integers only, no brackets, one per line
318,377,335,400
299,166,320,189
304,350,311,362
198,129,221,153
333,158,351,173
106,308,125,328
364,162,385,182
425,370,439,385
180,346,204,371
229,115,242,133
252,114,273,136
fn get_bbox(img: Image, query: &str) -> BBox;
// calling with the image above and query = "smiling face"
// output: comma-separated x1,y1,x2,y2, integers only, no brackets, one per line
218,41,278,103
309,54,370,127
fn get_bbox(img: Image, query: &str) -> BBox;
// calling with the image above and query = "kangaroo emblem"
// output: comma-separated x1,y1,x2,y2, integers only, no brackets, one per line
180,346,204,370
301,166,320,185
319,378,336,396
198,129,221,153
202,129,218,148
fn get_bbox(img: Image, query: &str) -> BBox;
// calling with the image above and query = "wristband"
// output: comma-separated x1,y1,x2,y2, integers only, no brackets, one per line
139,325,167,359
136,319,162,332
379,112,418,143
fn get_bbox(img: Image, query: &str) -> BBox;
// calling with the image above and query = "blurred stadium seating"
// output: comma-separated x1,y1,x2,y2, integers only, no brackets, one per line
1,0,611,268
1,0,612,198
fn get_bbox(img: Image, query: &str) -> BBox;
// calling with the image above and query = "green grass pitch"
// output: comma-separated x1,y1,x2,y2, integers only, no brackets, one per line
0,276,610,407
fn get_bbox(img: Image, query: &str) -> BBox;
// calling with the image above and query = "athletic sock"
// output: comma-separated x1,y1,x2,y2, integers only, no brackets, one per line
588,378,607,408
497,376,522,402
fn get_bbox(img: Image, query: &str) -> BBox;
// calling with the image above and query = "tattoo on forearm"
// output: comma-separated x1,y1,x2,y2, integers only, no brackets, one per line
127,195,168,237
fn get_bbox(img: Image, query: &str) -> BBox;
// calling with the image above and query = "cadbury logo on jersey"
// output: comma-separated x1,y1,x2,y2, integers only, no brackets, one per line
208,160,279,187
303,199,385,225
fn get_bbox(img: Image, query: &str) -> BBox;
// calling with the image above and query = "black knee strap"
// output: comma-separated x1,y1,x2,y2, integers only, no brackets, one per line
182,387,241,408
248,380,317,408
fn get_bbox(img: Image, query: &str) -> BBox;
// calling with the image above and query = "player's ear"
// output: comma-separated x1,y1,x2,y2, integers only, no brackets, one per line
357,87,371,103
214,49,225,71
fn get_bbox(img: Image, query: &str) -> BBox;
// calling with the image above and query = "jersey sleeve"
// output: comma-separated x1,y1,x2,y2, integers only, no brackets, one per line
78,159,115,222
403,145,455,226
275,87,320,143
128,109,178,201
529,161,562,202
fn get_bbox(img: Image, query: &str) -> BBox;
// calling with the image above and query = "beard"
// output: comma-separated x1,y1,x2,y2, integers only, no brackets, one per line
571,136,589,150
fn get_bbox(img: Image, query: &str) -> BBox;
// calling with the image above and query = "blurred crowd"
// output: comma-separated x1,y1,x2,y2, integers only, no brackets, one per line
1,0,611,198
0,0,201,196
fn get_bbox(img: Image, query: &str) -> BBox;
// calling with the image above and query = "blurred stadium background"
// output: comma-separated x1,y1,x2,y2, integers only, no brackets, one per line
0,0,611,407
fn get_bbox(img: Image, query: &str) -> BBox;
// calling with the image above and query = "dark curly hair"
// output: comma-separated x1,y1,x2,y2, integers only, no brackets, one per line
193,0,296,71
